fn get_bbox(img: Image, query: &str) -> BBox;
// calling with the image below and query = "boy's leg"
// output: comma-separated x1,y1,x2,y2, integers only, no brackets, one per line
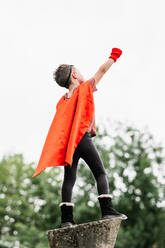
77,132,109,195
61,147,81,202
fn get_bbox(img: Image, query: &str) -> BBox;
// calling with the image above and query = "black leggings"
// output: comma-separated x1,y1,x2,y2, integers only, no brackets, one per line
61,131,109,202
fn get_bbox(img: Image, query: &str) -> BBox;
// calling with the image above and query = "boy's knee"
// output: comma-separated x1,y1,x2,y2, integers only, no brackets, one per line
96,170,107,179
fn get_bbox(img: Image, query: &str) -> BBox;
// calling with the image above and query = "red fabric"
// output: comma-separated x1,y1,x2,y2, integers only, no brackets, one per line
32,80,95,178
86,78,97,137
64,77,98,137
109,48,122,62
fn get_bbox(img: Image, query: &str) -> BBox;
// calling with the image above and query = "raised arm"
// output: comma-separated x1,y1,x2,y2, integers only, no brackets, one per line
92,48,122,86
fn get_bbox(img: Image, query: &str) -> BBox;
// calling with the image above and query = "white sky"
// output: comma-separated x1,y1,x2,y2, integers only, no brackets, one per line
0,0,165,167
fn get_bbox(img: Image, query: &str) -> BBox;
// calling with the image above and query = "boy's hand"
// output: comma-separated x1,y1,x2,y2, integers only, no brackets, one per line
109,48,122,62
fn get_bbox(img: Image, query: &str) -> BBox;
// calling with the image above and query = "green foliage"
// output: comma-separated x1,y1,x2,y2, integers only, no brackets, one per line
103,122,165,248
0,153,62,248
0,121,165,247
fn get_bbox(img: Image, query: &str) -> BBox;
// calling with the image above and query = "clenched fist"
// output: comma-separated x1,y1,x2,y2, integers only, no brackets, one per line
109,48,122,62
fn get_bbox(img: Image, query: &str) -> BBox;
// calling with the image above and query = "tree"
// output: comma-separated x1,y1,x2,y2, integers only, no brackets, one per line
0,153,62,248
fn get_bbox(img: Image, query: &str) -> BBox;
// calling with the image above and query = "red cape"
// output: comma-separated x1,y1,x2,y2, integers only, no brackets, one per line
32,80,95,178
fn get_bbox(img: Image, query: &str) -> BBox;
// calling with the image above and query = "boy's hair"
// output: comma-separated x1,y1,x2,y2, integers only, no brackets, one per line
53,64,74,89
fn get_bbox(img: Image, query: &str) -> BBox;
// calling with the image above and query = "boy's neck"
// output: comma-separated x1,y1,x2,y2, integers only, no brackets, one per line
68,81,80,97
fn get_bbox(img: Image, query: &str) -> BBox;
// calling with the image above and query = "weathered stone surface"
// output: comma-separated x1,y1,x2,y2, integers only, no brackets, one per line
47,218,123,248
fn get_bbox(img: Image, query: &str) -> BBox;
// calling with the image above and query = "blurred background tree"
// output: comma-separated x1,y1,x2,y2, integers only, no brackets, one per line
0,121,165,248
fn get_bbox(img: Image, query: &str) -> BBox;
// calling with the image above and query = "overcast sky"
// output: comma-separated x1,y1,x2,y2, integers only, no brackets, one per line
0,0,165,169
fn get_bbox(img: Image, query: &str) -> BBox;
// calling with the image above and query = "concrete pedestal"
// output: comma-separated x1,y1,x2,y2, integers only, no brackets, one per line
47,218,123,248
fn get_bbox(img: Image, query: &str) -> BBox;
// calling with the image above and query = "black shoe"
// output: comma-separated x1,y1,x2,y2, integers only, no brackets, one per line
98,194,128,220
59,202,77,228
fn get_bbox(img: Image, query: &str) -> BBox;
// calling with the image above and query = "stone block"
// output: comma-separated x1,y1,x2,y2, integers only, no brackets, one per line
47,218,123,248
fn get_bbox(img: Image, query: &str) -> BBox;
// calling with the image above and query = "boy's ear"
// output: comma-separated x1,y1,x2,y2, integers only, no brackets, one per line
71,71,77,79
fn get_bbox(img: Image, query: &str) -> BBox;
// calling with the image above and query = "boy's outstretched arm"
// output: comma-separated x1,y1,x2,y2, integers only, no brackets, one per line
93,48,122,86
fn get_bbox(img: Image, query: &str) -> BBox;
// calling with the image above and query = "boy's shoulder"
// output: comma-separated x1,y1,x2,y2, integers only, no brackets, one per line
83,78,98,92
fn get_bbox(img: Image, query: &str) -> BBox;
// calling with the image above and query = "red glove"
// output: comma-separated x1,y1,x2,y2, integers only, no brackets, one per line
109,48,122,62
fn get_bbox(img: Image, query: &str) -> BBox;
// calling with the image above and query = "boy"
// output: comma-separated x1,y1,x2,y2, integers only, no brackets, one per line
32,48,127,228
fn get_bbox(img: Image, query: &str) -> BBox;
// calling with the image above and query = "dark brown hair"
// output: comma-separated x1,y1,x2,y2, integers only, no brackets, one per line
53,64,74,89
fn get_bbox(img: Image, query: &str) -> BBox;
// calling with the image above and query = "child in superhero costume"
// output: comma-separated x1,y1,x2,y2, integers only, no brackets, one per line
32,48,127,228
